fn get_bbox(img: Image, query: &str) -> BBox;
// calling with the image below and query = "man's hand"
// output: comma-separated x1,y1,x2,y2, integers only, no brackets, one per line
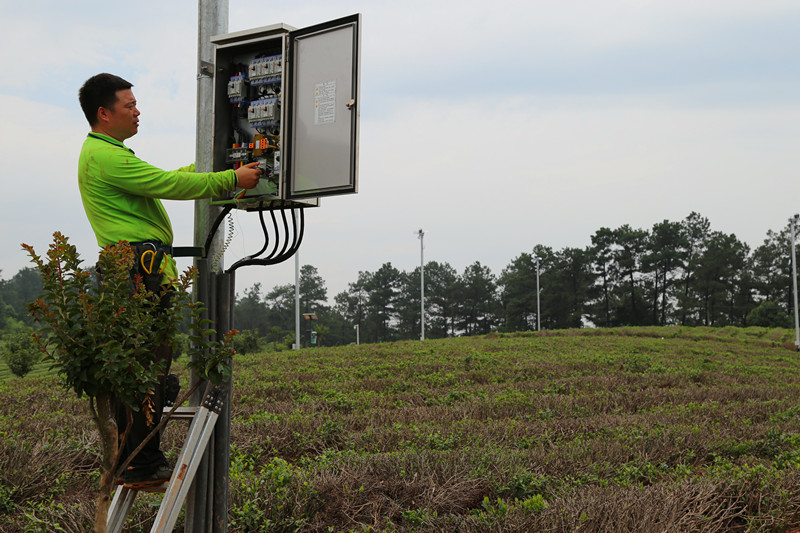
235,162,263,189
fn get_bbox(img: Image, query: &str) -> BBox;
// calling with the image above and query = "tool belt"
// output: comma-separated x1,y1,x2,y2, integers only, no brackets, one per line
130,241,171,294
130,241,173,256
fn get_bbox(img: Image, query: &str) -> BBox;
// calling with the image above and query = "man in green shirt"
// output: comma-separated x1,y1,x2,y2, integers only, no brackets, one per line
78,73,261,483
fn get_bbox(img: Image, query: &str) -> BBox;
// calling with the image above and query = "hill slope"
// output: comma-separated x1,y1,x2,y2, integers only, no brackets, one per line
2,326,800,531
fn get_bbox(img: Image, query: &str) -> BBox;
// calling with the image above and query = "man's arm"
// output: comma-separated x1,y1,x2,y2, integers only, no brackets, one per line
171,162,261,190
97,148,259,199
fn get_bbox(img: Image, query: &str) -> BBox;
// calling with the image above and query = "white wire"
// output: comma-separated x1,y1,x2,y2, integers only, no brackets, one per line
211,213,235,273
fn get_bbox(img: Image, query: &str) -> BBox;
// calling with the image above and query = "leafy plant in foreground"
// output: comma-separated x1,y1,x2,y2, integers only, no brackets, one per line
23,232,234,533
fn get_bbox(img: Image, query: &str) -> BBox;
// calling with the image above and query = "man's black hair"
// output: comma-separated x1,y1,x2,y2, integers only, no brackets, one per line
78,73,134,126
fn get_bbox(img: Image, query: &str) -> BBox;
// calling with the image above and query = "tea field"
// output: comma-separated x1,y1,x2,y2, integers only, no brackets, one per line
0,359,53,383
2,326,800,532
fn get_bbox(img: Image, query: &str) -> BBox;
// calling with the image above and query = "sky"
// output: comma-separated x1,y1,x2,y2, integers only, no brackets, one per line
2,0,800,302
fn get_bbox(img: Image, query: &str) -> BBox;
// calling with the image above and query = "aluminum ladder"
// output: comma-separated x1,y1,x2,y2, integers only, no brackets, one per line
106,385,226,533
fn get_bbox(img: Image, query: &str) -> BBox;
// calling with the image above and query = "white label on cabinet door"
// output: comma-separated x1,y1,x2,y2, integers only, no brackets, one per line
314,80,336,125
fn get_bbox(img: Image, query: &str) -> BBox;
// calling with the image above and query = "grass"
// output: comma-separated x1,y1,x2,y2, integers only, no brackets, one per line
2,326,800,531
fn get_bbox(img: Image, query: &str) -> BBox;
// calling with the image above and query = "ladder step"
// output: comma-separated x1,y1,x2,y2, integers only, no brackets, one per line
116,480,169,492
163,406,198,420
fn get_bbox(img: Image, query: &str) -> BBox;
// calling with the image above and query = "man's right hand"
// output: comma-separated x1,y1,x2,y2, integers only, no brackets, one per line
235,162,263,189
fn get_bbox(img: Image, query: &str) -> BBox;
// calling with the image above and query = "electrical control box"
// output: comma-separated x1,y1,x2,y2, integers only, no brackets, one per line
210,14,361,210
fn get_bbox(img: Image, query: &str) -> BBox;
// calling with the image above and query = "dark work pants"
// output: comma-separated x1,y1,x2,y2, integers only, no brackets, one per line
115,340,173,473
114,284,175,474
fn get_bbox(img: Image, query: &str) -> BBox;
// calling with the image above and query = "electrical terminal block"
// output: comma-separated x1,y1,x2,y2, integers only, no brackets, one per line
270,56,282,75
247,97,280,127
249,55,282,86
227,74,248,103
225,144,252,164
248,57,267,79
273,150,281,175
253,134,266,156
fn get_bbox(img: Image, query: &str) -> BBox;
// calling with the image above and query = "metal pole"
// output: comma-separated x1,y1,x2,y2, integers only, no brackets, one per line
355,324,360,345
186,260,214,533
418,229,425,341
790,215,800,351
193,0,228,258
189,1,228,531
535,255,541,331
212,272,234,533
295,249,301,349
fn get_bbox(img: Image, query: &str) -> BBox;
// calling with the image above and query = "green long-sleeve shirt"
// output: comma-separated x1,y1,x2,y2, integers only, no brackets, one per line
78,132,236,281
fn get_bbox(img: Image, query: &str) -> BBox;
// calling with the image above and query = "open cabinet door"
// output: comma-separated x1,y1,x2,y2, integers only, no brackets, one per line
285,14,361,200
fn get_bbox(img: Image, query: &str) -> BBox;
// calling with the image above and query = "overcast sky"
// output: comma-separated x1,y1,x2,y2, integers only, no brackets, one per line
2,0,799,301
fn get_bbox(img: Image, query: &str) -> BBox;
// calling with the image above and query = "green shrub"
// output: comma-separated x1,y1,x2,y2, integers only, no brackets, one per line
281,332,296,350
746,301,792,328
230,453,313,531
234,329,262,355
1,327,40,378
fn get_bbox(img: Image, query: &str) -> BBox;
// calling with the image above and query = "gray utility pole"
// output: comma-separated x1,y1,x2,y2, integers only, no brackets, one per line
193,0,228,261
418,229,425,340
790,215,800,351
188,1,229,532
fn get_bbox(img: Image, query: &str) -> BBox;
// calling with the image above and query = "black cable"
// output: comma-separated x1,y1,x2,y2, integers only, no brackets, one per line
227,207,305,272
222,202,271,272
265,208,305,266
203,204,235,258
250,201,270,258
276,208,291,259
264,209,281,261
286,208,301,256
224,202,274,272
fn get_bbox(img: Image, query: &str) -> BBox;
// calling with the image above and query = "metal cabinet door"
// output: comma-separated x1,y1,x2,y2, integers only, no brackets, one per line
285,14,360,200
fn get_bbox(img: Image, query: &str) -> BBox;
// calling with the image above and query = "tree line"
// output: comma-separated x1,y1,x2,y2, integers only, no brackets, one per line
0,267,42,331
0,211,796,349
235,212,798,347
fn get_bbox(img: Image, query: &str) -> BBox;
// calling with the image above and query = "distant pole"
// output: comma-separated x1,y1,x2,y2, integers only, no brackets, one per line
418,229,425,341
790,215,800,351
534,255,541,331
355,324,360,345
295,248,301,350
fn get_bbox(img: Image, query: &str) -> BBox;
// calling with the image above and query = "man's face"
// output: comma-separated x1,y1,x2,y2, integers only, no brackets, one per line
100,89,140,141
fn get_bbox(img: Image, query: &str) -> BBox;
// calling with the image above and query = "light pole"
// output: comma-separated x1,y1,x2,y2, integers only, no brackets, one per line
790,215,800,351
533,254,541,331
295,248,300,350
418,229,425,341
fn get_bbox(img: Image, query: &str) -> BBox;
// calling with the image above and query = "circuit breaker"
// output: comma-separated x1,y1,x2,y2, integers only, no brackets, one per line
210,14,361,210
